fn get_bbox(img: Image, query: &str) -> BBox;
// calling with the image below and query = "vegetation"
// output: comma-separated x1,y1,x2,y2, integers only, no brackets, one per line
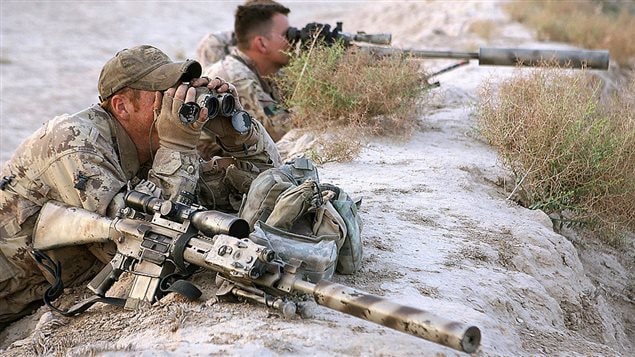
503,0,635,67
477,68,635,240
274,41,428,163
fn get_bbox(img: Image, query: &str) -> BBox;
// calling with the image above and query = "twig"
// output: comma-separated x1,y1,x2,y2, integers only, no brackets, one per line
290,26,324,103
507,162,534,201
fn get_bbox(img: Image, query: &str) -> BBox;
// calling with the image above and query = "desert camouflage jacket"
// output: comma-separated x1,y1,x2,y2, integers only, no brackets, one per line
0,104,253,320
203,48,291,142
0,105,154,320
0,101,282,322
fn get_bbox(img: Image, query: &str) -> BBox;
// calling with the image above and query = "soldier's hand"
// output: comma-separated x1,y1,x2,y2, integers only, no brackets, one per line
203,77,252,141
155,83,208,152
208,76,243,111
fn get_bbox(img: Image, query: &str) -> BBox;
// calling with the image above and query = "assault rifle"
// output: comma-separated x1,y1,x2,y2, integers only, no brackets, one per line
291,22,609,71
32,190,481,353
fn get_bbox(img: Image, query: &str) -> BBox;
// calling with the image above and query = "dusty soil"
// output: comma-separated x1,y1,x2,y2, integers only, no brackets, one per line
1,1,633,356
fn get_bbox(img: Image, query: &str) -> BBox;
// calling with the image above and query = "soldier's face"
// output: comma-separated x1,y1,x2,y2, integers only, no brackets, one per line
130,90,160,151
266,13,291,67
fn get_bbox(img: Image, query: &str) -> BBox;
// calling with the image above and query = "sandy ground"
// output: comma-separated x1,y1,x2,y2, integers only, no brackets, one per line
1,1,633,356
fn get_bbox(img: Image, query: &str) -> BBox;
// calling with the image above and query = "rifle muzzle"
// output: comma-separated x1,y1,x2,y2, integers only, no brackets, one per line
293,279,481,353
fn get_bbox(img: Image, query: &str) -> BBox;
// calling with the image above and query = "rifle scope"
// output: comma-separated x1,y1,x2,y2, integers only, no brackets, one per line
124,190,250,238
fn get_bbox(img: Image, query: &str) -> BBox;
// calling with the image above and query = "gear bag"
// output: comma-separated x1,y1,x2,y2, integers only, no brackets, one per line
240,158,363,275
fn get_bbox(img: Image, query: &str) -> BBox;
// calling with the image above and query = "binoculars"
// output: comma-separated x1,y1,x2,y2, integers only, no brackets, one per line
178,87,252,135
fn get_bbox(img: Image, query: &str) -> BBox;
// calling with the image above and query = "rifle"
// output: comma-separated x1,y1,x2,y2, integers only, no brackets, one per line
32,190,482,353
363,46,610,71
288,22,609,71
286,21,392,46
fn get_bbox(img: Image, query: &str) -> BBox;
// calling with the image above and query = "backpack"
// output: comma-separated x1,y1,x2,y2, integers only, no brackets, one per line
239,158,363,276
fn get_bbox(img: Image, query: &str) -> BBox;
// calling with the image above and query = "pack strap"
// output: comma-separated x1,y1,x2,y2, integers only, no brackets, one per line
31,249,125,317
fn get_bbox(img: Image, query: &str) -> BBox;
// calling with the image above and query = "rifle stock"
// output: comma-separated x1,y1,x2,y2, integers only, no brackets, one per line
32,191,481,353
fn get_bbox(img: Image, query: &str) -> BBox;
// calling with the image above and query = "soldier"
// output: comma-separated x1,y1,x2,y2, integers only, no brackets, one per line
200,1,293,142
0,45,277,327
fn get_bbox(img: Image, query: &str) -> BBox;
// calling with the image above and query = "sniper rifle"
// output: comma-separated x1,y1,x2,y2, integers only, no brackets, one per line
293,22,610,71
32,190,482,353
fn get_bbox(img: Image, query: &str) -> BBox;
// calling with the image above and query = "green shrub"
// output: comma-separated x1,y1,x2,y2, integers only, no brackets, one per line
477,68,635,238
274,41,427,139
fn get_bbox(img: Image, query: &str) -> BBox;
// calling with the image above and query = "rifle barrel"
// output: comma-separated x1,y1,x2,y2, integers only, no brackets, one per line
364,46,609,70
293,279,481,353
479,47,609,69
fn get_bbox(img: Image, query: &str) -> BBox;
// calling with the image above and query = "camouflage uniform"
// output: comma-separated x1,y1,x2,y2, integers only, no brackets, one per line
204,48,292,142
0,106,144,323
0,103,280,324
196,31,234,69
197,118,281,211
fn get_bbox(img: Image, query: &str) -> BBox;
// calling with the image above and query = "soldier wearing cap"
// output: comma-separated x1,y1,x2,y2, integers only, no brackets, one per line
198,0,293,142
0,45,278,326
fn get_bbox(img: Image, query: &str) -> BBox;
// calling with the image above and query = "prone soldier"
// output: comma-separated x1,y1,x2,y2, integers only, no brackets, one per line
0,45,278,327
199,0,293,142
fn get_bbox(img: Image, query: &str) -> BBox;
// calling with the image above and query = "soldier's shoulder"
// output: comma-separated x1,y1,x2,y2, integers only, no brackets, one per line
3,106,109,179
205,55,257,84
196,31,235,68
12,106,112,162
46,105,111,138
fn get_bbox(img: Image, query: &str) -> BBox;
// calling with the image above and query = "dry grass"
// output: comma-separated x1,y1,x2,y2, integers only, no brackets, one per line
477,68,635,240
304,124,364,165
274,41,428,162
503,0,635,67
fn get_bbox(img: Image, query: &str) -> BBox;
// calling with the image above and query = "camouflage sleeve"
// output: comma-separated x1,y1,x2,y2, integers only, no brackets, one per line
220,119,282,169
148,148,200,201
232,77,292,143
38,148,127,217
196,120,281,212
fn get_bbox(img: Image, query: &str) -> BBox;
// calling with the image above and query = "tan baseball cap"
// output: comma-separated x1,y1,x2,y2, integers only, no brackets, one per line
98,45,202,102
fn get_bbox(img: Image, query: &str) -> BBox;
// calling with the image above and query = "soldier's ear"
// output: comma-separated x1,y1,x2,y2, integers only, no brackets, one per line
110,94,131,121
254,36,267,53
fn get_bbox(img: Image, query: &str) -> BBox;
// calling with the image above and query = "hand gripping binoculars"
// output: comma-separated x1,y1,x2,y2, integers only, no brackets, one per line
178,88,252,135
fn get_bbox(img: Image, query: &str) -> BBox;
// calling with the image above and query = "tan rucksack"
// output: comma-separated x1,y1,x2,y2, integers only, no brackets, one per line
240,158,363,276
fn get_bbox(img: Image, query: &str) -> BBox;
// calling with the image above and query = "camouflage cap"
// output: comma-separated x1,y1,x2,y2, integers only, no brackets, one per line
98,45,202,101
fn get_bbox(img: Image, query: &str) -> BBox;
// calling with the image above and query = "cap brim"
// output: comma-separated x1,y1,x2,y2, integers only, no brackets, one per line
129,59,202,92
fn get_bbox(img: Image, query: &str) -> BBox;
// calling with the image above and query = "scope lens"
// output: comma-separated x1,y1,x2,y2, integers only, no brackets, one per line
231,110,252,135
220,94,235,117
178,102,200,124
286,27,300,42
204,95,220,119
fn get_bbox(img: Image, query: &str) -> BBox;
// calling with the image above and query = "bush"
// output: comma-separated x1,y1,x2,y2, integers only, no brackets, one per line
477,68,635,238
274,41,427,149
503,0,635,67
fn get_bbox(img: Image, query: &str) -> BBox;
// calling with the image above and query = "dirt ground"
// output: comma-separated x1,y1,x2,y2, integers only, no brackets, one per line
1,1,633,356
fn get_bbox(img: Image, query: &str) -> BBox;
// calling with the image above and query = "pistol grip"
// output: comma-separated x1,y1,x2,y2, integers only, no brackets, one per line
88,258,124,296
